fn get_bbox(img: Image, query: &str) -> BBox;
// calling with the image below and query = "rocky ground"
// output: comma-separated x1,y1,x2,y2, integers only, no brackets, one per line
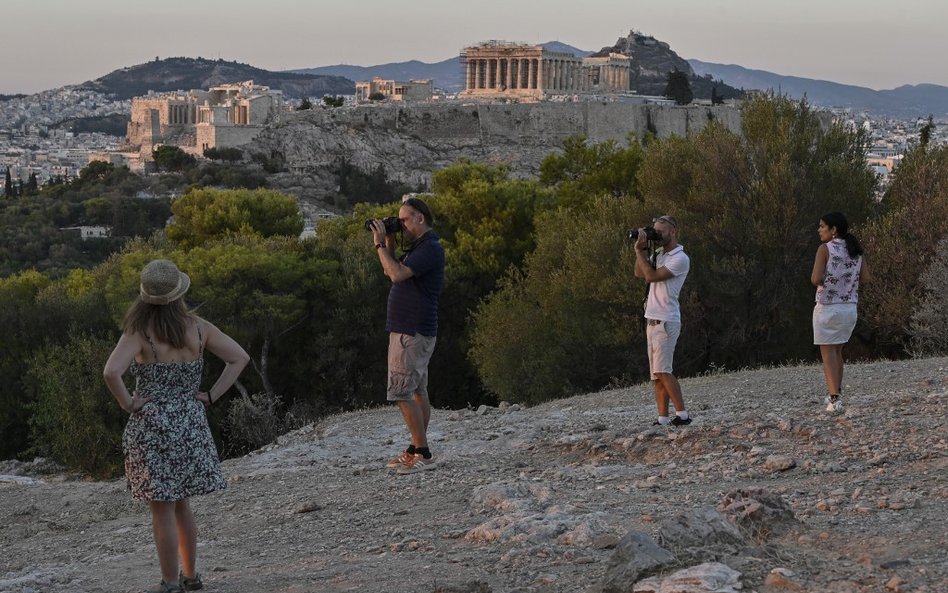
2,358,946,593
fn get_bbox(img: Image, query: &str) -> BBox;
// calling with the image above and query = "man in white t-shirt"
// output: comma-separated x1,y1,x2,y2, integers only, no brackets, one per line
633,215,692,426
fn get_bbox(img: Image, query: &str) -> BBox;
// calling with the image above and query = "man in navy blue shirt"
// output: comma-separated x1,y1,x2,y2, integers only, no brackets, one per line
369,196,445,474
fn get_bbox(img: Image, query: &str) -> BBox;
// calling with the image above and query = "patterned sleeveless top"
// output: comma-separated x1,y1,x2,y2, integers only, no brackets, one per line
816,238,863,305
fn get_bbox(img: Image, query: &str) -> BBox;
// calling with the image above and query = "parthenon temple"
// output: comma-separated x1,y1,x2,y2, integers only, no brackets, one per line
461,41,631,99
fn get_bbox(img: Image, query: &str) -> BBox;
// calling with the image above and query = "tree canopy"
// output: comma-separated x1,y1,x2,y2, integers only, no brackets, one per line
664,69,694,105
153,145,197,172
166,187,304,249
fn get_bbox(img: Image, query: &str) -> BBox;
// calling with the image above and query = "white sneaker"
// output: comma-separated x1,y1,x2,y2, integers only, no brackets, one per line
825,395,842,413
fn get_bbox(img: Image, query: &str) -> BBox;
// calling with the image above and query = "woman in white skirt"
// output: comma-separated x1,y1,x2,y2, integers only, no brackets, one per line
810,212,871,412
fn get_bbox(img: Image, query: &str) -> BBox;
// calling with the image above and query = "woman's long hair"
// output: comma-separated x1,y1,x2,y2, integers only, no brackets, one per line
821,211,864,259
122,297,192,348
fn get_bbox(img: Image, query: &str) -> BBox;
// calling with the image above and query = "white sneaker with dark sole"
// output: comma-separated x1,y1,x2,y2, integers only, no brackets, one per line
825,396,843,413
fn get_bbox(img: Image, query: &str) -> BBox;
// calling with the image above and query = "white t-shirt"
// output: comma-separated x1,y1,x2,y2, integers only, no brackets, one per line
644,245,689,322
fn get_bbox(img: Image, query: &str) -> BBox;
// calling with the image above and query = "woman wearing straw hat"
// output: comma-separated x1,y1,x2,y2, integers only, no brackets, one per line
104,259,249,593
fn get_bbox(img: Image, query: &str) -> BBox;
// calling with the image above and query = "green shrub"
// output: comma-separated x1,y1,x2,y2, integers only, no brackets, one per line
26,333,126,477
909,237,948,356
469,197,646,404
861,143,948,355
202,147,243,161
220,393,300,456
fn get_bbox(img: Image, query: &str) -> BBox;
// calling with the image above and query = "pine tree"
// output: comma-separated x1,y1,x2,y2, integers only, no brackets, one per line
4,168,12,197
663,69,693,105
919,115,936,147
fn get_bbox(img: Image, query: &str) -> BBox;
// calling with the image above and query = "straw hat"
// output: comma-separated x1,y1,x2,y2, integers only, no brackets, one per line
139,259,190,305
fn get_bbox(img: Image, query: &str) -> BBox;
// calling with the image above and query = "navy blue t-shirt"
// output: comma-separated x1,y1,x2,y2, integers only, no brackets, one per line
386,231,445,337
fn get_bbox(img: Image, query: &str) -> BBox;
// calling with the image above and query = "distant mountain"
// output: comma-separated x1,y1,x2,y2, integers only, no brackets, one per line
294,59,463,92
688,59,948,118
80,57,354,100
292,42,592,93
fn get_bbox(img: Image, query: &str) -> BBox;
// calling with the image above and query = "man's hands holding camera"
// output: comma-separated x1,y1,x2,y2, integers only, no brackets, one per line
366,216,402,249
367,219,387,248
634,229,649,251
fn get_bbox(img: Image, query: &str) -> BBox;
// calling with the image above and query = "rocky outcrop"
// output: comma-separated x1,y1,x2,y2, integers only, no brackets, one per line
593,30,743,100
245,101,742,205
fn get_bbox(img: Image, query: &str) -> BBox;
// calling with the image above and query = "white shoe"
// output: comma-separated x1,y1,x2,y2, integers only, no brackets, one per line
825,395,842,413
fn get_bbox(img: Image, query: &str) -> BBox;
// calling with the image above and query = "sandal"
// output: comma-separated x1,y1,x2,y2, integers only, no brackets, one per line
179,572,204,591
144,582,184,593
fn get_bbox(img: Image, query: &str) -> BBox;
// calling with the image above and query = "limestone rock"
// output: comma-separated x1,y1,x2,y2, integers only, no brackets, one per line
718,488,798,539
763,567,804,590
244,103,742,207
657,507,745,561
632,562,743,593
596,530,676,593
763,454,796,472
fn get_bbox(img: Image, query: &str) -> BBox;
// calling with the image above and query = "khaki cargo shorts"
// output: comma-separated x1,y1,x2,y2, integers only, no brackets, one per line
387,332,437,401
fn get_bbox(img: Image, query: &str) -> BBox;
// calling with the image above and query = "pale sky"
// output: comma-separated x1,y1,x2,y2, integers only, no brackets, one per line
3,0,946,94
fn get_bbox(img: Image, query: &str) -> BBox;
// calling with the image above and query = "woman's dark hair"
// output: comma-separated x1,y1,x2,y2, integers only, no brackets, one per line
821,211,864,259
403,197,434,226
122,298,193,348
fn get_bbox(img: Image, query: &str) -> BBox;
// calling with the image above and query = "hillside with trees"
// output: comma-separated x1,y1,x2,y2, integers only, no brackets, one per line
80,57,354,100
2,95,947,482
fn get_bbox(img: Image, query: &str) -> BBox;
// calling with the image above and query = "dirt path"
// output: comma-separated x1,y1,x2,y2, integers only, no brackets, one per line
2,358,946,593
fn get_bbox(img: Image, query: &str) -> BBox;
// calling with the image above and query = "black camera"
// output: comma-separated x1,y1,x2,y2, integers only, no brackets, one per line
627,226,662,241
364,216,401,234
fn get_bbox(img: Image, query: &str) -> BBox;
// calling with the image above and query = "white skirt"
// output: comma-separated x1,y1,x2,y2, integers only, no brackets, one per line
813,303,857,345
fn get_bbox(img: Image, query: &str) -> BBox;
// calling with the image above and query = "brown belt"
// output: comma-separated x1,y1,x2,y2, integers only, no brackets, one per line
647,319,663,326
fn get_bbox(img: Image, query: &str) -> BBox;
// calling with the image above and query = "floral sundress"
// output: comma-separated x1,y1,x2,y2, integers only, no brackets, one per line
122,326,226,501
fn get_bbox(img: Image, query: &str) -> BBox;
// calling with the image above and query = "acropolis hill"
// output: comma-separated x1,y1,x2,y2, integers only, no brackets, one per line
246,100,743,204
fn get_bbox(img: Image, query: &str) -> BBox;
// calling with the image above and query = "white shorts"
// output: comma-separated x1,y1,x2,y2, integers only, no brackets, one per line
813,303,857,345
646,320,681,380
